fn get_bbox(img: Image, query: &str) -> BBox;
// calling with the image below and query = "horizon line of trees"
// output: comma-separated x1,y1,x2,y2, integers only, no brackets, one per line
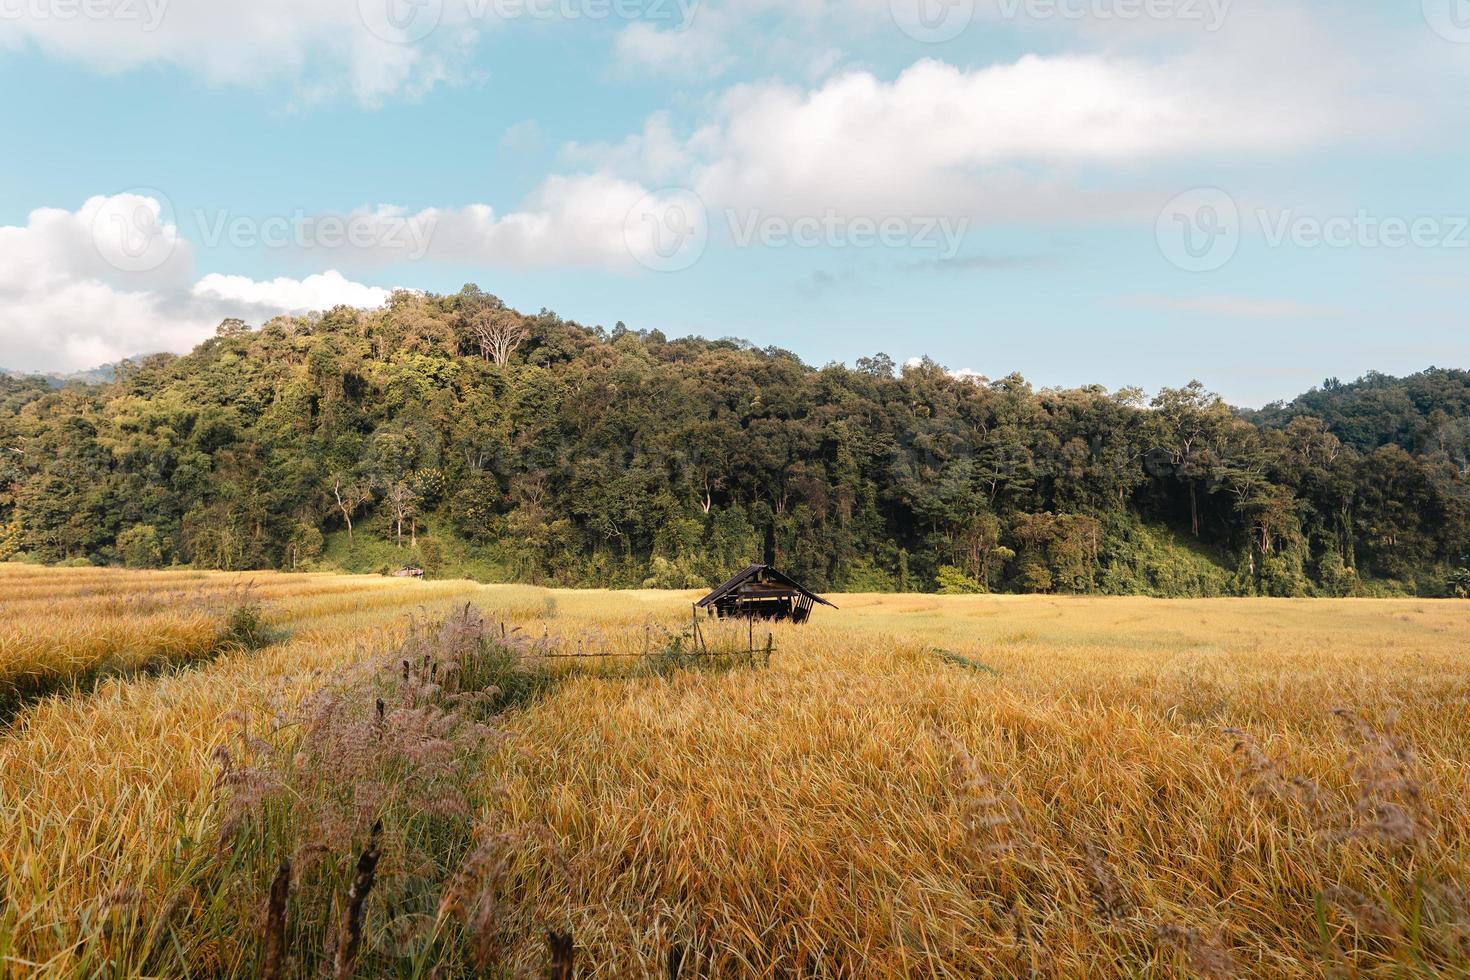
2,285,1469,599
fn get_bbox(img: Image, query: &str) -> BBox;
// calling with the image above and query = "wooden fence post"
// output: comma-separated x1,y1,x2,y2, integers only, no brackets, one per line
260,860,291,980
547,930,574,979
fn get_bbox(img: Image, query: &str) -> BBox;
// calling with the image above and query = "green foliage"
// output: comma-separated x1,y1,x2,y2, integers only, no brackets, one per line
1316,550,1359,598
218,603,271,651
1446,567,1470,599
0,520,20,562
417,537,445,575
934,565,983,595
1259,552,1310,598
1250,368,1470,454
323,529,508,583
1019,562,1054,594
2,289,1468,597
641,555,706,590
1095,520,1233,598
286,523,324,569
117,524,164,569
841,557,897,593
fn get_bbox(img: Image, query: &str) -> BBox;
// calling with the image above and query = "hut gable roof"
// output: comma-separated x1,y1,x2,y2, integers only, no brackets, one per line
695,563,837,609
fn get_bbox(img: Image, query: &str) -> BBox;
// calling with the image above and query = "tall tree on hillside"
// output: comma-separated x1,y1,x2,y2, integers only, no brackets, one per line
331,476,372,546
1427,413,1470,478
1151,382,1233,537
381,481,419,548
469,310,528,366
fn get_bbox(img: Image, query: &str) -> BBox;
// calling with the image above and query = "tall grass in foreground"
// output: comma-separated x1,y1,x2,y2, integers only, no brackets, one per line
0,570,544,975
182,607,759,978
178,605,557,978
0,603,553,977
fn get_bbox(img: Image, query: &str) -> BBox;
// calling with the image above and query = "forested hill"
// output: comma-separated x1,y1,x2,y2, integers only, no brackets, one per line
1250,369,1470,456
2,286,1468,598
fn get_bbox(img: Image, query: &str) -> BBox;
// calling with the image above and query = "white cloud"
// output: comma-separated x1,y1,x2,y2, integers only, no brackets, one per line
0,176,687,372
1,172,714,372
2,280,210,376
589,2,1452,228
687,47,1387,221
570,3,1430,228
0,194,192,293
0,197,393,372
193,271,393,311
4,2,1453,374
0,0,485,105
0,0,1449,123
121,5,1425,285
373,174,659,269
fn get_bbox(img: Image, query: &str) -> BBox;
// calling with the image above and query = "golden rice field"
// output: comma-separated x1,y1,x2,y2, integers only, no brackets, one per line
2,563,1468,977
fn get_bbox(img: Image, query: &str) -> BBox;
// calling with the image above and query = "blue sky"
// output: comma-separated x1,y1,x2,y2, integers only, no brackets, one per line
1,0,1468,404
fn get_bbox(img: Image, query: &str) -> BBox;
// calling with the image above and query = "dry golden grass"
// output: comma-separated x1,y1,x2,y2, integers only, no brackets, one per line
0,568,240,716
0,566,547,975
2,566,1468,977
486,594,1470,977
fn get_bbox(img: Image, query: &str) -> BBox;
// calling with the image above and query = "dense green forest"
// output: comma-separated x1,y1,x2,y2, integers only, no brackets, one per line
3,286,1469,597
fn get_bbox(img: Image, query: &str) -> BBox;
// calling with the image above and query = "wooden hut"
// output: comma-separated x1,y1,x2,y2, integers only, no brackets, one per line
695,564,836,623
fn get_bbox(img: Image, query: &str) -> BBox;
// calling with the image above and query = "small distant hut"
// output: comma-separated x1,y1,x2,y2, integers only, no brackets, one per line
696,564,836,624
392,565,425,579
